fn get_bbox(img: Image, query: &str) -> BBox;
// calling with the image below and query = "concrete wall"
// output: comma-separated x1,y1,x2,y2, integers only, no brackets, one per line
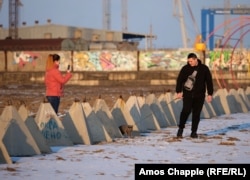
1,70,250,91
0,49,250,89
2,49,250,72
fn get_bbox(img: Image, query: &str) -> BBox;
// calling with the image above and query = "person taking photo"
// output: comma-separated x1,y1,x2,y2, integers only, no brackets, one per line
44,54,72,115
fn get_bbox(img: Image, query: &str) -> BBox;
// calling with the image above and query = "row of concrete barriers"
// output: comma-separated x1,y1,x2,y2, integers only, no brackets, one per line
1,87,250,164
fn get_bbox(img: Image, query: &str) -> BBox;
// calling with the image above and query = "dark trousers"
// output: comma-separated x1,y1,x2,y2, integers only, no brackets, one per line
178,96,205,133
46,96,60,114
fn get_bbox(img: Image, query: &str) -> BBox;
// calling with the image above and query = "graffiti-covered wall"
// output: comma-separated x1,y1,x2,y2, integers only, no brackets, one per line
207,50,250,71
5,51,71,72
73,51,137,71
139,51,190,70
0,49,249,72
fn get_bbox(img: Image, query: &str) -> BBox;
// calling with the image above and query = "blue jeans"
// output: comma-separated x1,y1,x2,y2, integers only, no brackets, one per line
46,96,60,114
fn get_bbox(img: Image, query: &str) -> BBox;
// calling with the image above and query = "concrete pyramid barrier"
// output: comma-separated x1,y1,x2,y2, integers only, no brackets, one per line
126,95,148,133
35,101,73,146
0,115,12,164
0,105,41,156
245,86,250,101
211,95,225,116
93,98,123,139
18,102,34,120
213,88,231,115
18,104,52,154
238,88,250,111
200,98,218,119
61,100,92,145
136,95,161,131
158,92,216,121
202,100,217,118
159,92,215,121
82,101,113,144
227,94,241,114
164,92,182,125
111,96,140,136
172,98,182,124
200,102,211,119
158,92,177,126
0,141,12,164
145,93,171,128
228,88,248,113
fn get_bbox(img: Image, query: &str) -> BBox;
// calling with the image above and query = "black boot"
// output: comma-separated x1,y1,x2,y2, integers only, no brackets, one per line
177,128,183,138
190,132,198,138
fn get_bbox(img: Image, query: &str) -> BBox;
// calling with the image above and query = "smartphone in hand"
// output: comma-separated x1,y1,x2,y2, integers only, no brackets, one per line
67,65,71,70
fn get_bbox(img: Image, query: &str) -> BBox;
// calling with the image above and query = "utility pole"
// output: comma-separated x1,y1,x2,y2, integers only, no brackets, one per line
121,0,128,32
103,0,111,30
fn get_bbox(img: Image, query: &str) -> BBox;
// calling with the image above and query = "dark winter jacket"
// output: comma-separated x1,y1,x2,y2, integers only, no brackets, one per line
176,59,213,98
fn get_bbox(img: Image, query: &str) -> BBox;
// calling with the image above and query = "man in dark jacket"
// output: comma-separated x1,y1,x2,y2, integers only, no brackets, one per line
175,53,213,138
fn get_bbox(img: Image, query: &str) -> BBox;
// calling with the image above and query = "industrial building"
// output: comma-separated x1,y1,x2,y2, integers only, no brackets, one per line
0,22,154,51
0,0,155,51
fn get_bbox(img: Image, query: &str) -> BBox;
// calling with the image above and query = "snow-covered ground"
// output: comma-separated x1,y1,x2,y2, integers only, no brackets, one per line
0,112,250,180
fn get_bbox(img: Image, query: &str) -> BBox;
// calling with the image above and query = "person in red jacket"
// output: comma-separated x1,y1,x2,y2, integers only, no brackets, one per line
45,54,72,114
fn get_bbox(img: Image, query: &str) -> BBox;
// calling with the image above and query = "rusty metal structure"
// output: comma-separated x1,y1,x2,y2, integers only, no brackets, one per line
0,39,64,51
8,0,22,39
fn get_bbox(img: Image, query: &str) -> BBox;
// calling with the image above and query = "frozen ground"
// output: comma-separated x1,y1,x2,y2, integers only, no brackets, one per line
0,113,250,179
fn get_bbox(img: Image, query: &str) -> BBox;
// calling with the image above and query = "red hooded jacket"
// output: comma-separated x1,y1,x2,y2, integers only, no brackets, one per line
45,64,72,97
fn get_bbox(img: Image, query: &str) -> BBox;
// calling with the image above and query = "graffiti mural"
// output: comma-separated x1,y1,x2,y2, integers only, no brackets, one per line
139,50,250,71
208,50,250,71
139,50,190,70
73,51,137,71
11,51,71,71
7,49,250,72
13,51,40,68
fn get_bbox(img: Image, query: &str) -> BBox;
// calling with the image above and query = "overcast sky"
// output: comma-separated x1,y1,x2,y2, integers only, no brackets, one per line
0,0,249,49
